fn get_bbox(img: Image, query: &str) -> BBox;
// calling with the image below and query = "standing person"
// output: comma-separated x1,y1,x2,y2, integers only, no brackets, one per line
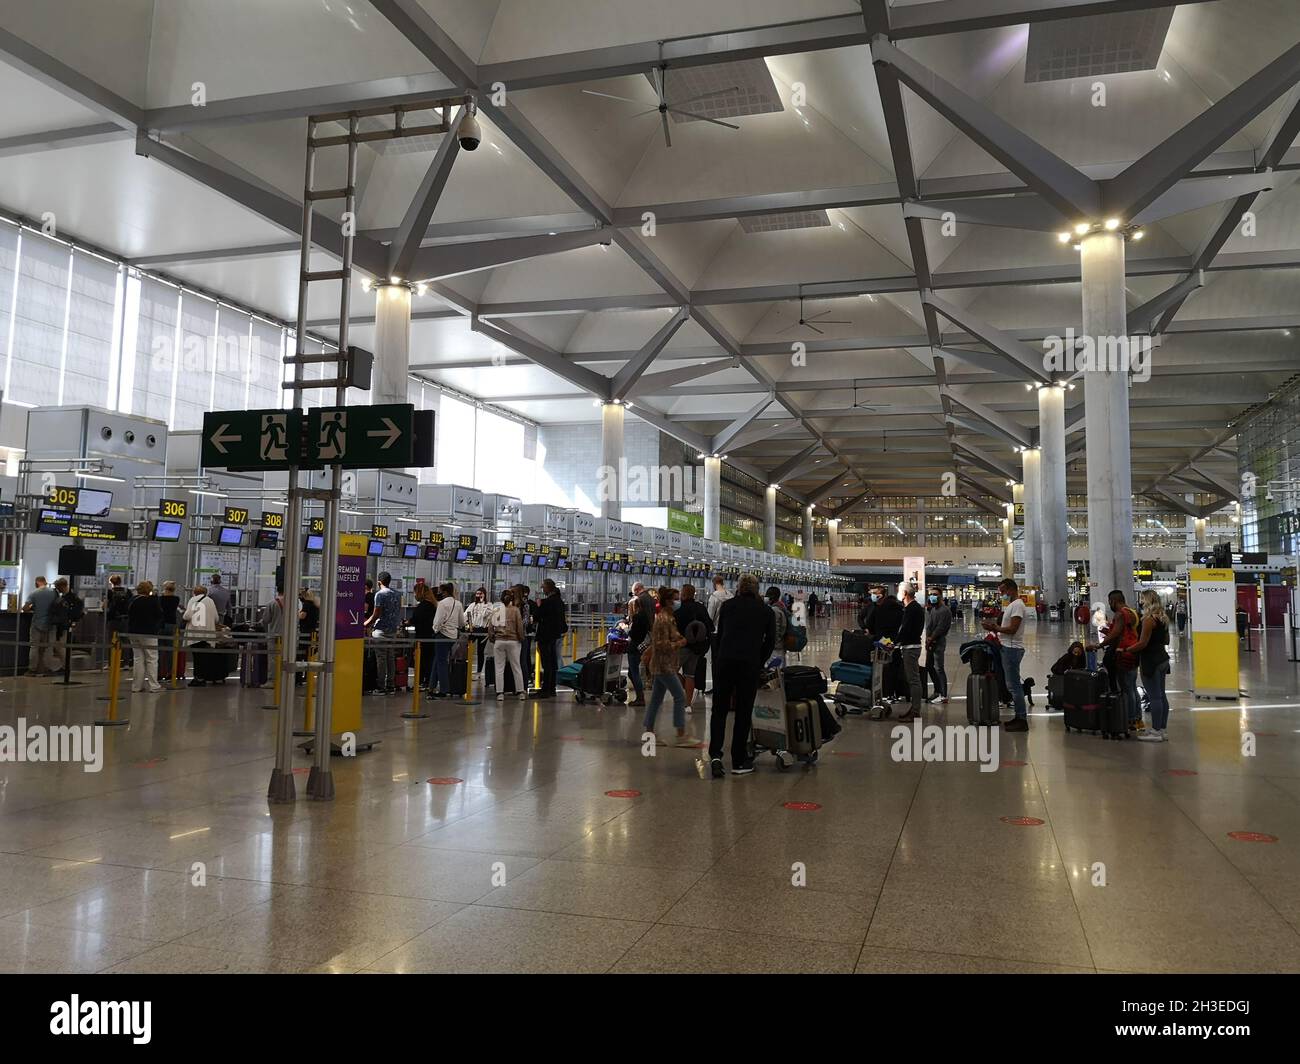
1175,599,1187,636
294,587,319,688
924,590,952,705
764,586,788,668
709,575,775,778
535,579,568,697
642,586,693,746
105,574,133,666
896,585,926,722
365,572,402,695
430,581,465,698
791,592,808,629
489,589,527,701
807,590,819,622
627,589,653,708
515,584,537,690
1085,589,1142,731
1131,590,1171,742
463,587,494,676
127,580,163,693
51,577,83,671
23,576,61,676
410,583,437,691
627,582,647,621
364,579,375,617
858,587,878,633
982,578,1029,732
158,580,182,668
206,573,231,623
707,575,731,626
183,585,220,687
674,583,712,706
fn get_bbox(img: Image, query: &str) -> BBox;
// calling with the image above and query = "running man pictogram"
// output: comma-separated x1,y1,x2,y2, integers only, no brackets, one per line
319,410,346,461
261,413,288,462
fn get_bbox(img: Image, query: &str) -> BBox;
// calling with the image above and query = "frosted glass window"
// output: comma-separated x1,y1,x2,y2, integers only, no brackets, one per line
171,293,217,430
436,393,475,484
63,251,119,408
6,232,70,406
0,225,18,388
211,307,250,414
248,318,286,409
475,407,526,499
128,277,180,423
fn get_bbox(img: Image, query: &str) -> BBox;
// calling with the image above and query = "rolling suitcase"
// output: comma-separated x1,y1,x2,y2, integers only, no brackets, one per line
448,658,467,697
1099,688,1128,740
830,659,871,686
1062,667,1105,734
363,648,378,693
785,698,823,758
832,682,882,718
241,645,269,687
1047,673,1065,710
395,655,408,691
815,694,842,740
966,671,999,726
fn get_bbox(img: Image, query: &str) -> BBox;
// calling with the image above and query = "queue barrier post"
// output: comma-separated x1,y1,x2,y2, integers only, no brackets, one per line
402,640,429,720
170,627,182,690
456,634,479,705
293,634,317,737
94,633,129,727
264,636,282,710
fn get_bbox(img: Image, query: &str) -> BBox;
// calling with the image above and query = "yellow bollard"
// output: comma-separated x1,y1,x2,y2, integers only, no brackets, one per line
95,634,128,727
401,641,429,719
533,643,541,693
464,637,475,699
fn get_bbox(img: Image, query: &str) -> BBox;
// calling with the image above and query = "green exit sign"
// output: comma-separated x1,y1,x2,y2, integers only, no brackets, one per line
203,405,433,472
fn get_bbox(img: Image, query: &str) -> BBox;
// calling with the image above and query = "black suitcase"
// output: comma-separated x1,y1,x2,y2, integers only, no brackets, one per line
884,650,909,700
838,629,873,665
1099,688,1128,740
966,671,999,725
816,694,842,740
783,664,827,700
1062,667,1105,734
1047,673,1065,710
579,653,607,697
448,659,468,697
363,648,378,693
484,654,522,694
831,683,875,715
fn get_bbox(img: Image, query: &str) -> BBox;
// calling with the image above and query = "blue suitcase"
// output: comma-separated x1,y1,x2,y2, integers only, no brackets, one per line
830,659,872,686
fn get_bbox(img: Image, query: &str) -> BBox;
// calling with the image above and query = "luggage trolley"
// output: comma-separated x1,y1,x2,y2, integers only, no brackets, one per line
565,635,629,704
750,669,823,771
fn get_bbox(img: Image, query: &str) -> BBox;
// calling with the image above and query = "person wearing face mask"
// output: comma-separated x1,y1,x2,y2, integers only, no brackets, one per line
895,585,927,721
865,585,903,641
982,578,1029,731
923,591,952,704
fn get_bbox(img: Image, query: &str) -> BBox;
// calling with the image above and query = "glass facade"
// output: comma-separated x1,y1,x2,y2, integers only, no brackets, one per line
1238,378,1300,554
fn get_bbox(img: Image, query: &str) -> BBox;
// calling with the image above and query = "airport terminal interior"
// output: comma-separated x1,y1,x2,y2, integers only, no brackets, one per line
0,0,1298,977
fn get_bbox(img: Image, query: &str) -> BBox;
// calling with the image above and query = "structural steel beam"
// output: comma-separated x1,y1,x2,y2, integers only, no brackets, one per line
0,26,144,127
872,36,1100,219
0,122,129,158
925,292,1053,383
609,308,689,401
889,0,1217,39
710,395,778,454
904,195,1068,233
1103,42,1300,219
389,107,464,280
1128,270,1205,335
409,227,610,281
470,319,610,397
769,442,823,484
626,358,740,398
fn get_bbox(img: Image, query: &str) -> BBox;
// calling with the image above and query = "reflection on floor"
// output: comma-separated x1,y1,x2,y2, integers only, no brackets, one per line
0,610,1298,973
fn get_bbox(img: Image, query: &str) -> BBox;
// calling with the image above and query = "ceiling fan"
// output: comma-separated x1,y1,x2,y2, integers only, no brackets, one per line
851,382,891,413
779,292,851,335
581,63,742,148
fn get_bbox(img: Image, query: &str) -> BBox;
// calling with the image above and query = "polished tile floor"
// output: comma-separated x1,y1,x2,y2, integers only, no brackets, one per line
1,610,1298,973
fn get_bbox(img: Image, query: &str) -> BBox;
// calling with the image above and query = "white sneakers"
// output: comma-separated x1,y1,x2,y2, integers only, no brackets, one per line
1137,729,1167,742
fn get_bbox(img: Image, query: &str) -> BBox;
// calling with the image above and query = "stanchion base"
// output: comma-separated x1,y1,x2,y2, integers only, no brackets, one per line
93,718,130,727
400,711,431,719
453,699,481,707
262,703,279,710
306,766,335,800
52,680,87,687
267,769,296,803
291,729,314,737
297,735,381,756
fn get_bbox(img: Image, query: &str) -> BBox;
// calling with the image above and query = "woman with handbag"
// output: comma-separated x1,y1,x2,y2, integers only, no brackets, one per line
489,589,526,701
1130,590,1171,742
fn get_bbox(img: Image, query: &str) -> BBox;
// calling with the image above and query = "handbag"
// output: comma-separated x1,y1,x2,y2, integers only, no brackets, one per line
784,624,808,653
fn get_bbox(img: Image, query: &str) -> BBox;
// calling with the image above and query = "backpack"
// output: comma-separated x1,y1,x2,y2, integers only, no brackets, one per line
47,596,70,629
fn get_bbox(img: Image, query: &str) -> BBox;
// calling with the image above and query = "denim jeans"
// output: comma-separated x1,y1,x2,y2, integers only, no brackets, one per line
627,645,644,697
643,671,687,732
434,637,453,695
1000,644,1027,719
1141,661,1170,730
1117,666,1141,723
926,637,948,697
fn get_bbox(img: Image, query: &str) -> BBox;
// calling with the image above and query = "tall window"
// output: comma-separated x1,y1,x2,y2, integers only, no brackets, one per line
248,317,286,409
172,293,218,430
436,392,476,483
64,251,120,408
125,276,179,423
475,406,525,498
5,232,70,407
211,306,250,415
0,224,19,395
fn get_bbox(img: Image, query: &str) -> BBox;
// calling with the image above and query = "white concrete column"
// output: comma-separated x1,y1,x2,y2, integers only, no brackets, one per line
1038,384,1068,603
1011,482,1024,580
1195,518,1207,549
599,401,624,522
373,282,412,407
802,505,815,561
1021,446,1042,591
1003,515,1015,578
1080,230,1135,599
827,518,841,567
764,485,777,553
703,456,722,543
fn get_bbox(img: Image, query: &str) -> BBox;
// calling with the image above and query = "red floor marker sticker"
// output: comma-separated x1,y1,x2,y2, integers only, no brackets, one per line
1001,759,1027,767
605,789,641,798
131,758,167,767
783,801,822,811
1165,769,1198,776
1227,831,1278,843
427,777,463,785
1000,816,1044,826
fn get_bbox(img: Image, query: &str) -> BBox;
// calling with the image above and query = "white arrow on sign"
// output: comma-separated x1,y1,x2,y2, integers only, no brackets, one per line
209,424,242,455
349,610,360,625
366,417,401,450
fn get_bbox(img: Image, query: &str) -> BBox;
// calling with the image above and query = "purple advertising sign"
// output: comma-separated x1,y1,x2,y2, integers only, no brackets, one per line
335,548,367,640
